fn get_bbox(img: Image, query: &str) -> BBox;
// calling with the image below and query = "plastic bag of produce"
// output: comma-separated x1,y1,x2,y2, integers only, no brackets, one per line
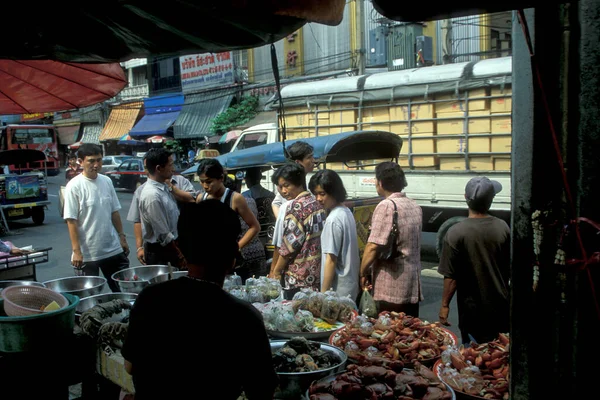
265,279,282,301
229,287,249,302
337,295,358,323
320,294,342,324
294,309,315,332
358,288,378,318
291,291,310,313
224,273,243,289
248,287,265,303
245,276,259,289
275,304,301,332
307,291,326,318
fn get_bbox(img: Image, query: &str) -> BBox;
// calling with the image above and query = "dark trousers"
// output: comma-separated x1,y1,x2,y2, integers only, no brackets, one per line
83,252,129,292
145,242,183,268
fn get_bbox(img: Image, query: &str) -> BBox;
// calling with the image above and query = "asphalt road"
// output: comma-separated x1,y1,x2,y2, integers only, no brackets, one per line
4,170,461,339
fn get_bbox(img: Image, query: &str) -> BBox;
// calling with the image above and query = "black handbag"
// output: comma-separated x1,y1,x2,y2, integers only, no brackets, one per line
377,199,401,260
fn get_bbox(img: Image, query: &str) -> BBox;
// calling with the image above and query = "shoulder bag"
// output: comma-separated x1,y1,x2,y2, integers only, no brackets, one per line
377,199,401,260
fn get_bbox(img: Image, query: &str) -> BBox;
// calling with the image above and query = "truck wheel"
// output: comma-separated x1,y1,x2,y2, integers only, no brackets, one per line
32,206,45,225
436,216,467,259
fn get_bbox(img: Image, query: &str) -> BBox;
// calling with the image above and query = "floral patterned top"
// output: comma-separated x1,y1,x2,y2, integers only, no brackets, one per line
278,191,327,291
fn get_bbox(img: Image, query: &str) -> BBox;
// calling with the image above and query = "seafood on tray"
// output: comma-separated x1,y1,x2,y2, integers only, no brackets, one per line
331,311,456,366
308,361,453,400
272,337,342,373
436,333,510,400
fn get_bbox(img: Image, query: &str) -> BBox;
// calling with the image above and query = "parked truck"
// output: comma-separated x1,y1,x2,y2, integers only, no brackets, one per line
229,56,512,250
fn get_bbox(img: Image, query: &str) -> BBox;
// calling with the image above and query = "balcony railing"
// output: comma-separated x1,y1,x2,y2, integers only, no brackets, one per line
117,84,149,100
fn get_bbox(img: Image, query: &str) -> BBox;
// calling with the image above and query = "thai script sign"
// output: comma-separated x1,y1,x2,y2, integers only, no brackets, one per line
179,52,234,93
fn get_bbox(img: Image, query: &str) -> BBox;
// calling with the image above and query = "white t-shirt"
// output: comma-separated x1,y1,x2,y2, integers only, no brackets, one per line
272,199,289,248
63,173,123,262
320,206,360,301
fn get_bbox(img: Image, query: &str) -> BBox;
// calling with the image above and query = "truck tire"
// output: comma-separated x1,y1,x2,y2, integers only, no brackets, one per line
436,216,467,259
32,206,45,225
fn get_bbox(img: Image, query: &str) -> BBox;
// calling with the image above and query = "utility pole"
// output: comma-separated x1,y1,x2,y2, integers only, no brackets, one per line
356,0,366,75
441,19,452,64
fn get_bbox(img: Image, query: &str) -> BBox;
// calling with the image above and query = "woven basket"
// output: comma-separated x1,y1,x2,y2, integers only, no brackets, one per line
1,285,69,317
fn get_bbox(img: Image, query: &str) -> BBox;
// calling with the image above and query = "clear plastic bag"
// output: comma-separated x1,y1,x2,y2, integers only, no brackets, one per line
248,287,264,303
337,295,358,323
307,291,326,318
275,304,301,332
245,276,259,289
292,290,310,313
294,309,315,332
320,294,342,324
358,289,378,318
229,287,249,302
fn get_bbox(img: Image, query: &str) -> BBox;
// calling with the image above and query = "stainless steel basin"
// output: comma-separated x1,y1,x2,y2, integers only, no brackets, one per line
43,276,106,298
76,292,138,314
149,271,188,285
111,265,179,294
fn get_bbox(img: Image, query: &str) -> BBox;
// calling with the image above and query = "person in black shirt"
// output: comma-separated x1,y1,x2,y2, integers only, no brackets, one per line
122,199,278,399
437,177,510,345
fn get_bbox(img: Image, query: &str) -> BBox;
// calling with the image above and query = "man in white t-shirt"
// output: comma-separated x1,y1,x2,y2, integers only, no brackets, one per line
64,143,130,292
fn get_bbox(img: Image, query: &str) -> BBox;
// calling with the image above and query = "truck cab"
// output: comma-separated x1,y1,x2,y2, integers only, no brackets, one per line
229,123,277,153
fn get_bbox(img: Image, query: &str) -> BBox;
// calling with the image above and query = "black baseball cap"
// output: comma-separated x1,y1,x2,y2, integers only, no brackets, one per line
465,177,502,211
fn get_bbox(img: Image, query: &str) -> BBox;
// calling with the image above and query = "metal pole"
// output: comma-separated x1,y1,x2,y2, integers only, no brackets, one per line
356,0,366,75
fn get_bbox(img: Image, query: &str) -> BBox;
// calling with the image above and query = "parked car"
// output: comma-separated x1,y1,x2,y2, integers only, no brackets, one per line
102,155,135,174
105,158,146,191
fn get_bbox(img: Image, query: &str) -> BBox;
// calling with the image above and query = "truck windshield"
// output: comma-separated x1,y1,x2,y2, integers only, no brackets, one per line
11,129,53,145
236,132,268,150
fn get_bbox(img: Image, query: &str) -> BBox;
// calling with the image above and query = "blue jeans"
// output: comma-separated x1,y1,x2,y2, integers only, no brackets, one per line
83,252,129,292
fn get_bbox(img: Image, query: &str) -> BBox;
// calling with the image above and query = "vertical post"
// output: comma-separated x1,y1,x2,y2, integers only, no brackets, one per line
510,9,535,400
356,0,366,75
441,19,452,64
480,14,491,60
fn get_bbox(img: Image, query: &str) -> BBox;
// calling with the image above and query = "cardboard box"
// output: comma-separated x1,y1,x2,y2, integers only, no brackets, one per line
491,87,512,114
285,129,310,139
391,100,435,121
436,110,490,135
470,156,494,171
97,350,135,394
284,112,310,128
494,157,512,171
439,156,493,171
329,107,356,133
492,116,512,134
436,88,489,113
436,137,490,154
363,103,389,123
491,136,512,153
363,122,390,132
400,137,436,154
390,121,435,135
398,156,438,168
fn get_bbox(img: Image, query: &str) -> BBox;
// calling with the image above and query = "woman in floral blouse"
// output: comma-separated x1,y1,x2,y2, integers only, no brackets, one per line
268,163,327,295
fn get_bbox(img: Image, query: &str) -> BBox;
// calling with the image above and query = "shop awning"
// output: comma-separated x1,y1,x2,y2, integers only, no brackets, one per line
80,123,102,144
173,90,235,139
129,93,183,138
99,102,143,141
57,125,80,145
129,111,180,138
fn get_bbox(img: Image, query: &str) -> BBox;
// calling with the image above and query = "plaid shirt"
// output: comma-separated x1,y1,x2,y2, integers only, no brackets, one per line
279,191,326,290
367,192,424,304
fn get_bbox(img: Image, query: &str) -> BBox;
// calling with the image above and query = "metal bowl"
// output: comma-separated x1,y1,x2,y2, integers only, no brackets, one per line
148,271,188,285
43,276,106,298
76,292,138,314
111,265,179,294
270,339,347,399
0,280,45,293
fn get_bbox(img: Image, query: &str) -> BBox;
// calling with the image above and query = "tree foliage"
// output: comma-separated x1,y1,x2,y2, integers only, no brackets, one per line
210,96,259,134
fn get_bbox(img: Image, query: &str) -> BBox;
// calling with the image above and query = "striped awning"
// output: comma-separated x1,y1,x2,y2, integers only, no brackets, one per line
99,101,143,141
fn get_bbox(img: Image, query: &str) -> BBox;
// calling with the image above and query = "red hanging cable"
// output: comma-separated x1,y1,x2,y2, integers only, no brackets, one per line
517,10,600,321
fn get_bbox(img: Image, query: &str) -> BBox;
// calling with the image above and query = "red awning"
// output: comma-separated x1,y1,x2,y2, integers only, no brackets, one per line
0,61,127,114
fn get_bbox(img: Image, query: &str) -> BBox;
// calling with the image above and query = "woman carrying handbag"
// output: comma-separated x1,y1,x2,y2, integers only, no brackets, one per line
359,162,424,316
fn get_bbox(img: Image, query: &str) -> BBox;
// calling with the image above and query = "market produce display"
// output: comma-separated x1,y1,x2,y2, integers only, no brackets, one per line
330,311,457,367
435,333,509,400
272,337,342,373
224,275,282,303
253,289,357,336
308,361,454,400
